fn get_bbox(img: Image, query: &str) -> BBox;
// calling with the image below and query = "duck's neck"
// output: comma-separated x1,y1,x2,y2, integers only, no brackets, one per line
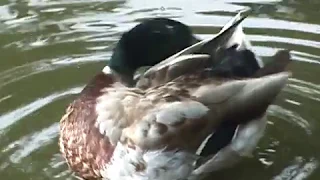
78,67,116,98
79,73,113,99
103,66,136,87
79,66,135,101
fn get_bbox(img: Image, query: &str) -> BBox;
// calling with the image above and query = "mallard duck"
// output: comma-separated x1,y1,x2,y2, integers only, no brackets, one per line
59,10,292,180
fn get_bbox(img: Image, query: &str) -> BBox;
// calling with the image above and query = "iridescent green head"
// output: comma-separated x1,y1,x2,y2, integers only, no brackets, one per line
109,18,199,82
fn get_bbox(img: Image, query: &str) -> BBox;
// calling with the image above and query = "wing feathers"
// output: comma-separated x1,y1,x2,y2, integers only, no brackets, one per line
193,72,290,124
137,54,210,89
122,101,210,150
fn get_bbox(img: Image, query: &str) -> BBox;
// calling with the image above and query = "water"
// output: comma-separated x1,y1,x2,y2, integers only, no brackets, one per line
0,0,319,179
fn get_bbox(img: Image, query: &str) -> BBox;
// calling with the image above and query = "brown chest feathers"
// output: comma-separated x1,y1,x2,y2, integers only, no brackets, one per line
59,73,116,179
59,100,115,179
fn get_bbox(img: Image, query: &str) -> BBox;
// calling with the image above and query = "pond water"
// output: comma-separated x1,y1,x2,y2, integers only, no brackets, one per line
0,0,319,179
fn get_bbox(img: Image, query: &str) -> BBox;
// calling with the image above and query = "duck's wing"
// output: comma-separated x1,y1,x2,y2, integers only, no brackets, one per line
117,72,289,162
104,71,289,180
187,72,290,178
132,9,292,178
136,54,211,89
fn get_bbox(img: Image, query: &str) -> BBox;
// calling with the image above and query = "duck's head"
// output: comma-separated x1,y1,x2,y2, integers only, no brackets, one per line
108,18,199,85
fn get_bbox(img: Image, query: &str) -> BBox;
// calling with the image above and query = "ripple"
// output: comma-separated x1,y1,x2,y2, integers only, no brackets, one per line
0,53,109,89
176,15,320,35
6,123,59,163
27,0,124,7
273,157,318,180
0,5,18,21
287,78,320,102
292,52,320,65
268,105,311,135
39,7,66,13
3,12,38,29
285,99,301,106
0,95,12,103
250,35,320,50
0,86,82,132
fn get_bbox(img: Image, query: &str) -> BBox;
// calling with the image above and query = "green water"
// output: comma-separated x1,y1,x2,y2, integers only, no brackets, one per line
0,0,319,179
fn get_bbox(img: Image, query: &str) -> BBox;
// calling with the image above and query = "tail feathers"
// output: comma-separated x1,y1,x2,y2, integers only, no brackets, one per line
254,50,292,77
218,9,264,68
220,9,251,51
196,10,249,56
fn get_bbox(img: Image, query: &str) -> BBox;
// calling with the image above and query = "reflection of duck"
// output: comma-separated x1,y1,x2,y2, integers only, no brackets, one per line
59,10,292,180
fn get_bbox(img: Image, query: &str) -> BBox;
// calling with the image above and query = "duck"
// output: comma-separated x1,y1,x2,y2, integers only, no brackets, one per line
59,9,292,180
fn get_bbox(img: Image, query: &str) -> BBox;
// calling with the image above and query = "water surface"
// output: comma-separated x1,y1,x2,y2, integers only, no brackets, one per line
0,0,319,179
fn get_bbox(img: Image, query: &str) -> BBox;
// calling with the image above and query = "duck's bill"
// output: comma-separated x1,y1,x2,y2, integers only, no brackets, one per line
196,72,291,124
